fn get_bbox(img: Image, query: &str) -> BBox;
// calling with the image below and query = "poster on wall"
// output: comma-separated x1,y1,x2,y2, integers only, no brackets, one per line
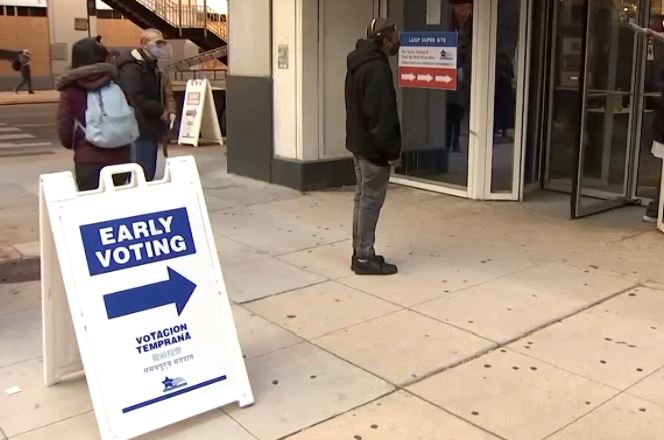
398,32,458,91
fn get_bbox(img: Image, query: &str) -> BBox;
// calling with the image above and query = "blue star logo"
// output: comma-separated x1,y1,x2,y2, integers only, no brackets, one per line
161,376,187,392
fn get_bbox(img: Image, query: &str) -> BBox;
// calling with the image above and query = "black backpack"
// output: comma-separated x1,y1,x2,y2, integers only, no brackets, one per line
11,58,20,71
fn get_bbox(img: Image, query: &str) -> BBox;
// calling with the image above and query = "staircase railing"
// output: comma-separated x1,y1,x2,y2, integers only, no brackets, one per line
133,0,228,41
164,45,227,72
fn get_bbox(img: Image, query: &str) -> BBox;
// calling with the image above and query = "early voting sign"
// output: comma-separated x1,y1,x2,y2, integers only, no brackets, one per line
178,79,224,148
40,158,253,440
398,32,458,91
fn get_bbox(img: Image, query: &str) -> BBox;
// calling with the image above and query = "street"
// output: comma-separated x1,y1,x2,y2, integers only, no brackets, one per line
1,103,664,439
0,104,59,159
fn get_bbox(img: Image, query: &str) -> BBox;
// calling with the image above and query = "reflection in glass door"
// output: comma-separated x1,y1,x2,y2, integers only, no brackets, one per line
544,0,585,193
572,0,637,217
635,0,664,201
391,0,474,191
543,0,642,217
489,0,527,197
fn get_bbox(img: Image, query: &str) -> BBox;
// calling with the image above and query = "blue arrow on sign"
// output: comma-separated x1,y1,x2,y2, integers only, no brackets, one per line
103,267,196,319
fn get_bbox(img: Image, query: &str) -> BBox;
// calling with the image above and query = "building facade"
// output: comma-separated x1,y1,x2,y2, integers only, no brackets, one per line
226,0,664,219
0,0,226,90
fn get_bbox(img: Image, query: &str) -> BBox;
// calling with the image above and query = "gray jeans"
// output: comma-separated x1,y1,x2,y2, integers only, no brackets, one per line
352,155,390,259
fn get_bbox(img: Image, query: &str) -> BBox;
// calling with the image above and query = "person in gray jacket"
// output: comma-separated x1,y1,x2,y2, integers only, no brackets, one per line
15,49,34,94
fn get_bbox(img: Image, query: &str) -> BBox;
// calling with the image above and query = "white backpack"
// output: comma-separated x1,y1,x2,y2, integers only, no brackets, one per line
75,82,139,149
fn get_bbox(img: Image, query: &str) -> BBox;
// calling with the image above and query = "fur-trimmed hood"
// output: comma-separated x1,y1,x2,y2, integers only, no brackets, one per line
56,63,117,91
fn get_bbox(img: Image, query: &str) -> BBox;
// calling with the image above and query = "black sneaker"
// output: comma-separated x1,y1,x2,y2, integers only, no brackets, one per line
353,256,398,276
351,253,384,271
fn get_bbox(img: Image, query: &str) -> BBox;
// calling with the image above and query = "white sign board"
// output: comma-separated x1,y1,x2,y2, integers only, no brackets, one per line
40,158,253,440
178,79,224,148
398,32,458,91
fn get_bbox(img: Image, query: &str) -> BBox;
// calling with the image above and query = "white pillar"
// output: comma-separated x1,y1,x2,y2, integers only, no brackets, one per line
48,0,98,78
272,0,376,163
272,0,318,161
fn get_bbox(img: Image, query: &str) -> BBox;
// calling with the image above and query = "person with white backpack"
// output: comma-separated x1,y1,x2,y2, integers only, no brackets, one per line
57,37,139,191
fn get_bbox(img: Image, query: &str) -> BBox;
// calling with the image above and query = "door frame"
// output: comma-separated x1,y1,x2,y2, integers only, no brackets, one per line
386,0,485,200
571,0,641,218
629,0,657,204
384,0,530,201
482,0,531,200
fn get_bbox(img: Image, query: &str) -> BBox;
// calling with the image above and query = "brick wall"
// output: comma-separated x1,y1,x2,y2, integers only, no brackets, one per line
96,18,144,49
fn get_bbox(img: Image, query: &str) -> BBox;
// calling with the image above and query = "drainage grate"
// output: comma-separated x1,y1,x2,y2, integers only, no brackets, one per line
0,257,41,283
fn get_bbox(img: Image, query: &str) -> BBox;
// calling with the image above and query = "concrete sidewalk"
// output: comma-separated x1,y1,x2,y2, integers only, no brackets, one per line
0,91,59,106
1,146,664,439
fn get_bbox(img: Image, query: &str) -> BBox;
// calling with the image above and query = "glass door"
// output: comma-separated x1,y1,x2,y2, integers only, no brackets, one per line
389,0,475,197
571,0,638,218
487,0,529,199
634,0,664,202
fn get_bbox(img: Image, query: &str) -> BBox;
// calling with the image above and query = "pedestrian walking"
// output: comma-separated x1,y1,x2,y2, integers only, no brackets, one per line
57,37,137,191
345,18,402,276
14,49,34,94
115,29,174,181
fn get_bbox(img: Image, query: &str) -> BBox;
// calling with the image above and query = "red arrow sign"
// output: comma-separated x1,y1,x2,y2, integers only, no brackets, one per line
398,67,457,91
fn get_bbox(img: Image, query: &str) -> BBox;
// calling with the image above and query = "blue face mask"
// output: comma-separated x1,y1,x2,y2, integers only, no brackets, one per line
146,45,165,59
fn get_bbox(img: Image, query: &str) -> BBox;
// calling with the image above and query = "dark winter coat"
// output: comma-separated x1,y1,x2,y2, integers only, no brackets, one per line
115,49,166,140
56,63,131,165
345,39,401,166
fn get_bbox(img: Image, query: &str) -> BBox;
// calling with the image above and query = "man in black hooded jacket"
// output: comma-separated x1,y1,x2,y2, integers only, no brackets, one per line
346,18,401,276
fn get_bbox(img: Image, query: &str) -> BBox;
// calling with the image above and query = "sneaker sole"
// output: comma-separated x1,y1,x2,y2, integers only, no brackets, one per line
353,269,398,276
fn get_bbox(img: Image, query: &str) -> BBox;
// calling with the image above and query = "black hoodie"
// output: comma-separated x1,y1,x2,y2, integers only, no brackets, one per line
345,39,401,166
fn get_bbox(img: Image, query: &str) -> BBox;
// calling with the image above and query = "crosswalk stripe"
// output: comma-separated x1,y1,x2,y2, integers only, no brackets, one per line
0,127,21,133
0,142,52,148
0,133,34,141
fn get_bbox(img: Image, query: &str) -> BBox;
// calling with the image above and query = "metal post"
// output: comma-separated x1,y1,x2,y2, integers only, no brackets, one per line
203,0,207,35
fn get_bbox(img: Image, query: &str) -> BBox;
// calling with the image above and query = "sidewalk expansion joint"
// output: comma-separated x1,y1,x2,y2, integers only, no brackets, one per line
400,281,643,389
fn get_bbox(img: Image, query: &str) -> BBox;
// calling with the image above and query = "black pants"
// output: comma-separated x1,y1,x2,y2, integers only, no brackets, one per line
446,104,465,151
15,67,32,93
75,163,128,191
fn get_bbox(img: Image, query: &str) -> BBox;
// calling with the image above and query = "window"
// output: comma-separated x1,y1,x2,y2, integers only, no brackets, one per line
97,9,123,19
31,7,47,16
6,6,16,16
97,9,114,18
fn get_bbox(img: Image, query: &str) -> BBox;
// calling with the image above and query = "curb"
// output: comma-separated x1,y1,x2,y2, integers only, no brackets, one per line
0,99,59,106
0,92,60,106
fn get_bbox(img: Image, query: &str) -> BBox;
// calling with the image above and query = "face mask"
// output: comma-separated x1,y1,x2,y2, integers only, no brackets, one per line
389,41,401,56
147,45,165,59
